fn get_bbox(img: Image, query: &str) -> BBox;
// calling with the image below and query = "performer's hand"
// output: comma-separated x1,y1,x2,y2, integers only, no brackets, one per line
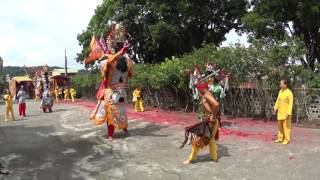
90,113,96,120
123,40,131,49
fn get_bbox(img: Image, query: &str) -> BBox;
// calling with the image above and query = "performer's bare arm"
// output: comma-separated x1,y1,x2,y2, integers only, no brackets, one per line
202,89,219,115
127,59,134,77
90,100,102,119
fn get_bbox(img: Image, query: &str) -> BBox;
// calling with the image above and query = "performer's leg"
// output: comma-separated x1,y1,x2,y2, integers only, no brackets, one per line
107,125,115,140
10,108,15,121
282,117,292,145
209,139,218,161
139,100,144,112
135,101,139,112
22,103,26,116
19,104,22,116
5,106,9,122
209,121,218,161
184,145,200,164
275,120,285,142
71,95,75,102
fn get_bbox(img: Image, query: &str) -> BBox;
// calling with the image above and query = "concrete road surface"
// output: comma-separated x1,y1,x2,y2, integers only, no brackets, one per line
0,100,320,180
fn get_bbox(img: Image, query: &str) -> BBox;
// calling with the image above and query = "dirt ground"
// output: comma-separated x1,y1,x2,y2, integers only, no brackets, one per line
0,100,320,180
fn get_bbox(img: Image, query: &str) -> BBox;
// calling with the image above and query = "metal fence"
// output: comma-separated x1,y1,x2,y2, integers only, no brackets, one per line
223,87,320,123
74,86,320,124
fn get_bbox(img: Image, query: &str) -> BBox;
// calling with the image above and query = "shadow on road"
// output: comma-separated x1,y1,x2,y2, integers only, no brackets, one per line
0,124,125,180
113,123,170,139
193,144,231,163
52,109,68,112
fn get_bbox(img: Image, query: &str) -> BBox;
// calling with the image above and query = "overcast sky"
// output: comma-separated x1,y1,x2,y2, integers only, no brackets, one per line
0,0,247,69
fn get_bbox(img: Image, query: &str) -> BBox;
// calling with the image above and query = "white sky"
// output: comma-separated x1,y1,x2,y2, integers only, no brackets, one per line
0,0,247,69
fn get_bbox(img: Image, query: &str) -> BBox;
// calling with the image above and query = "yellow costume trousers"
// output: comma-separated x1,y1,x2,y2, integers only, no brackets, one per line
70,93,76,102
188,122,218,161
134,99,144,112
277,116,291,143
5,106,15,121
64,94,69,101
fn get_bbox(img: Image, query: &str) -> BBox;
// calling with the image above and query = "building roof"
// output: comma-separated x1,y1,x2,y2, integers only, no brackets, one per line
51,68,78,77
12,76,33,82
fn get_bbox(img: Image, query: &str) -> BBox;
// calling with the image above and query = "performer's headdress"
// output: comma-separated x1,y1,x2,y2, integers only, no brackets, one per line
106,22,128,54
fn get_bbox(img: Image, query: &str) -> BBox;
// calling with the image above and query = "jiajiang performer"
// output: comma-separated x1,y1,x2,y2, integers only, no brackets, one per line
181,82,220,164
87,23,133,141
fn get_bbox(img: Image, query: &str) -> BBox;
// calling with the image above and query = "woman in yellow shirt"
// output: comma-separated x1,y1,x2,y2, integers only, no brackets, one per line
274,80,293,145
3,89,15,122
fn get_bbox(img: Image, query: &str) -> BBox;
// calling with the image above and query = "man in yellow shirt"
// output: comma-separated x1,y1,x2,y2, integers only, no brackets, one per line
3,89,15,122
70,88,76,103
64,88,70,101
54,87,59,102
274,80,293,145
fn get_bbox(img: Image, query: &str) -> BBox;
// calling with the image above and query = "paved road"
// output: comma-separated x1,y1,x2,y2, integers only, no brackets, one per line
0,100,320,180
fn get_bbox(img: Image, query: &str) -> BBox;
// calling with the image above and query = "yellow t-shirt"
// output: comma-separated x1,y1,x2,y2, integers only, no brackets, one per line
133,89,141,98
70,88,76,95
274,88,293,120
3,94,13,106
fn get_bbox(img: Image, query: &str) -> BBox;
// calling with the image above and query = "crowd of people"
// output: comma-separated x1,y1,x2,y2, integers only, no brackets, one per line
2,85,78,120
53,87,77,102
1,22,294,165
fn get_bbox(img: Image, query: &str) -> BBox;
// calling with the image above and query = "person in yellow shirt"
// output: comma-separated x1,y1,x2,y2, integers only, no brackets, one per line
58,88,63,99
133,86,144,112
54,87,59,102
274,80,293,145
64,88,70,101
70,88,76,103
3,89,15,122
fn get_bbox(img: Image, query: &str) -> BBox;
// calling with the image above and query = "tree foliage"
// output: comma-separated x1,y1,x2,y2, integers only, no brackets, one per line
130,37,306,91
242,0,320,70
76,0,248,64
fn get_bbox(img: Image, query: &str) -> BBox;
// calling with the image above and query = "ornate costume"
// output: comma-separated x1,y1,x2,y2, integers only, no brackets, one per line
87,22,133,140
183,63,229,164
39,65,54,113
41,88,53,112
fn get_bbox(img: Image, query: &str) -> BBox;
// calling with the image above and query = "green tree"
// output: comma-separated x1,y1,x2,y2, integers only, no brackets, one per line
76,0,248,64
242,0,320,70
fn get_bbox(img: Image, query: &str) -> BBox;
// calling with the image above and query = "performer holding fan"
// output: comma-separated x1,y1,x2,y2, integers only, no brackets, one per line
87,22,133,141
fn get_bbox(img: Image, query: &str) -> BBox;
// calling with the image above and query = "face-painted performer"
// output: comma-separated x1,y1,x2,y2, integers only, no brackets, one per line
39,65,54,113
204,62,229,126
182,63,229,164
181,81,220,164
87,22,133,141
41,86,53,113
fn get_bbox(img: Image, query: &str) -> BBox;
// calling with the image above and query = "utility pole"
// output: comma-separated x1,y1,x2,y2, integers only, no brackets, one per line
64,49,68,77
